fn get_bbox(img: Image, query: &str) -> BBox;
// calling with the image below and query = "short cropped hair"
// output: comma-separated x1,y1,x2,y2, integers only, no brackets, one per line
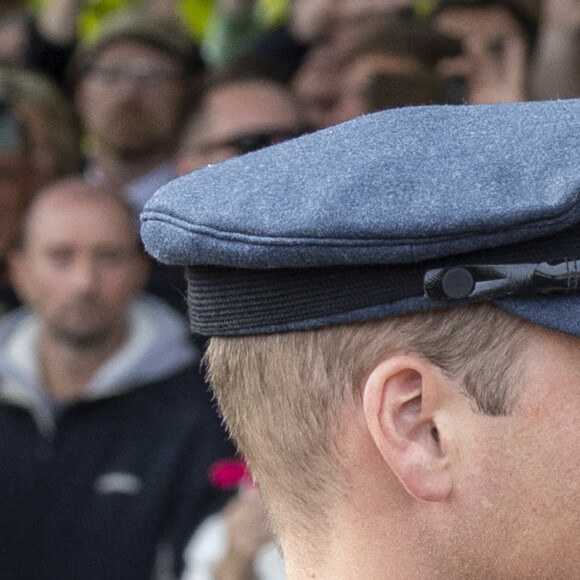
206,303,533,538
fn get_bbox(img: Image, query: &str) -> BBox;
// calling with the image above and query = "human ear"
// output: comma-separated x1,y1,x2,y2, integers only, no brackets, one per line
362,355,454,502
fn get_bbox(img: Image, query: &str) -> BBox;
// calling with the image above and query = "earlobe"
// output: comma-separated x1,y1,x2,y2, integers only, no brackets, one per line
363,355,454,502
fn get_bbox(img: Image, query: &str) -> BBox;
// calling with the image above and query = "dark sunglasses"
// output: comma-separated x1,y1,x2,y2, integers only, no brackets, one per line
203,128,310,156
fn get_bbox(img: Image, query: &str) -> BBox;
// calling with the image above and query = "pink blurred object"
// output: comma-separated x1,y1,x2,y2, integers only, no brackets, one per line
208,458,254,490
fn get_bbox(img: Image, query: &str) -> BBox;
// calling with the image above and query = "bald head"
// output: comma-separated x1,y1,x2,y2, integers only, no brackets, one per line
19,176,140,251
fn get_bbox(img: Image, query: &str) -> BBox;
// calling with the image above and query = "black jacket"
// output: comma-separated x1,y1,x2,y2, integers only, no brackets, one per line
0,299,235,580
0,366,235,580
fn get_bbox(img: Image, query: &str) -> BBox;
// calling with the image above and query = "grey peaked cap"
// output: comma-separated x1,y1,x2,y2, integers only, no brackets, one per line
141,99,580,336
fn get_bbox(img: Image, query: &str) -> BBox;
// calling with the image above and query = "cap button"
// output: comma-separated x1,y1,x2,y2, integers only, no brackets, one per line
441,267,475,299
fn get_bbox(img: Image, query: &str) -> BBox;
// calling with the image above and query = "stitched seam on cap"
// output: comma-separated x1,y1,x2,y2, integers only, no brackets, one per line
141,207,580,249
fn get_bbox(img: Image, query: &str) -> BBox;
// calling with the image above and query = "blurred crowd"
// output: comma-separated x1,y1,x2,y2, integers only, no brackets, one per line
2,0,580,315
0,0,578,578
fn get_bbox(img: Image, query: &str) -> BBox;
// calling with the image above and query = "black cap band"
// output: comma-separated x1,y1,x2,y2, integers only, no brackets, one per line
186,221,580,336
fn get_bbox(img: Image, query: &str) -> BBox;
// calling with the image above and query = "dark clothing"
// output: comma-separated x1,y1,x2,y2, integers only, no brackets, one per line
249,25,309,83
147,260,189,316
0,298,235,580
24,17,76,89
0,284,19,319
0,366,234,580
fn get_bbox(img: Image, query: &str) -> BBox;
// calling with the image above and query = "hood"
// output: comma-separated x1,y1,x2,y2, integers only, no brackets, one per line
0,294,198,432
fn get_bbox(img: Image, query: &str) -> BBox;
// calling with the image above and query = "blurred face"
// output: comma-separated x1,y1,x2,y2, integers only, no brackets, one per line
177,80,305,174
10,185,148,347
435,5,528,104
445,327,580,577
0,12,27,67
18,102,74,191
292,10,388,129
332,53,426,124
76,40,187,157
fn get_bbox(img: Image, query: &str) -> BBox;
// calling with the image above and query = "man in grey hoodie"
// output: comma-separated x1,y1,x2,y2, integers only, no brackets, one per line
0,176,235,580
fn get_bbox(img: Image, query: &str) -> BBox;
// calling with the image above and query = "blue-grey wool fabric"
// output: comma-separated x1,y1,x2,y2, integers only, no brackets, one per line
141,99,580,336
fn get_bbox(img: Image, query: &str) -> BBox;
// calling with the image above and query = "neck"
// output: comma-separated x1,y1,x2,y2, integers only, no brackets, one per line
89,146,172,193
282,511,434,580
39,323,128,401
280,430,448,580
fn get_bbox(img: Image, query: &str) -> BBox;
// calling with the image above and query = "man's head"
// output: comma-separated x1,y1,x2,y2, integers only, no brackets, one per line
177,62,307,174
11,177,148,348
0,67,81,189
0,68,81,285
434,0,538,50
292,5,439,128
433,0,539,103
142,99,580,576
72,9,203,160
206,304,580,575
331,18,462,124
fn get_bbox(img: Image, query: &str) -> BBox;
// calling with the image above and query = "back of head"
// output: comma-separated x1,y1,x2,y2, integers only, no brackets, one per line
143,98,580,576
206,303,532,536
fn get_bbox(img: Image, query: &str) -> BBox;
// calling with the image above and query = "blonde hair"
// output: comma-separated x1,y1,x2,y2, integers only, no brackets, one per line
206,303,533,536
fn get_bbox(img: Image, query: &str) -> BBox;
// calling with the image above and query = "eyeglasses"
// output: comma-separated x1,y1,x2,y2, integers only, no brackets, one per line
201,128,309,157
87,62,184,90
